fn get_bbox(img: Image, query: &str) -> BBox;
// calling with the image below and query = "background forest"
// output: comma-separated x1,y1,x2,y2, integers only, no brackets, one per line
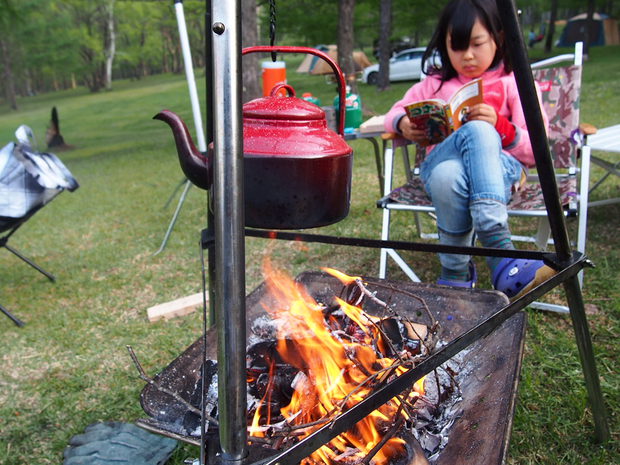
0,0,618,109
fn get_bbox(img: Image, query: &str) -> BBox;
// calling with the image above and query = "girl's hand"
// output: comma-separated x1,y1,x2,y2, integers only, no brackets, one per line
398,117,426,144
465,103,498,126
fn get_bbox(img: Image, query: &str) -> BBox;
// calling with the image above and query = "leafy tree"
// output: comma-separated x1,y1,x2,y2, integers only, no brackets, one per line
0,0,21,109
242,0,260,102
0,0,81,107
259,0,339,45
116,1,171,78
103,0,116,90
58,0,118,92
338,0,357,93
377,0,391,90
25,1,83,92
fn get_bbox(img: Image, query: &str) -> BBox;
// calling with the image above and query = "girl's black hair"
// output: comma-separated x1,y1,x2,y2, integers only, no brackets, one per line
422,0,510,84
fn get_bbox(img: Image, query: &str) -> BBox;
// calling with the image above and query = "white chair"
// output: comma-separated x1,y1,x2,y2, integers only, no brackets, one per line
582,123,620,208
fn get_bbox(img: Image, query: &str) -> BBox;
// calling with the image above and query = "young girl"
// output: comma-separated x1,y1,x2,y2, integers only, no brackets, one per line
384,0,555,299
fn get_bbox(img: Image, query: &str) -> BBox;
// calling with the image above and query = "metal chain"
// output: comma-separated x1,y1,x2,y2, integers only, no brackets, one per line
269,0,277,61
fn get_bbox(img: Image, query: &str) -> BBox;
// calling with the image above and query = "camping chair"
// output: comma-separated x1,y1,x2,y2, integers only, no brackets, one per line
377,43,588,313
582,123,620,208
0,125,79,326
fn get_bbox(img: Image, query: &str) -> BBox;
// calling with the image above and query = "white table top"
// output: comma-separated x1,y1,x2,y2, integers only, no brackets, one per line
587,124,620,153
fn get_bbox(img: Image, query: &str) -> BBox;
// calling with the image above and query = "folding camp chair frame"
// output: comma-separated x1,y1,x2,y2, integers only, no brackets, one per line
1,206,57,282
583,123,620,208
0,175,69,326
378,43,589,313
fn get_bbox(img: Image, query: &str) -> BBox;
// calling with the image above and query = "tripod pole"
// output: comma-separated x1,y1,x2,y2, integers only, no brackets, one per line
175,0,207,153
156,0,208,255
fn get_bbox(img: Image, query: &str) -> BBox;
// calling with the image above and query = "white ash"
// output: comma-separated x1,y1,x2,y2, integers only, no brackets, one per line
184,362,220,437
249,315,278,344
409,346,470,460
250,312,322,342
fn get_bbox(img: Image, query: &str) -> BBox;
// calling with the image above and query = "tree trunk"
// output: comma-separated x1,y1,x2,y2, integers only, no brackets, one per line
377,0,392,90
584,0,596,56
544,0,558,53
104,0,116,91
0,38,17,110
242,0,260,102
338,0,357,93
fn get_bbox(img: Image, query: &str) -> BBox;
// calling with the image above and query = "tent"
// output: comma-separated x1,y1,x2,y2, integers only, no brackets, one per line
557,12,620,47
296,45,372,75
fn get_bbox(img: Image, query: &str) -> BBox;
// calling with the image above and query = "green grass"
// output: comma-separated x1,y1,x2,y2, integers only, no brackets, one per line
0,46,619,464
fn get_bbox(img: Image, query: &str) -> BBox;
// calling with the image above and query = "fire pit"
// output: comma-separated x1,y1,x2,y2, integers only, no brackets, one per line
137,270,525,464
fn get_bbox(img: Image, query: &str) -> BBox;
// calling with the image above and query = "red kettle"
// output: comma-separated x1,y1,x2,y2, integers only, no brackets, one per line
155,46,353,230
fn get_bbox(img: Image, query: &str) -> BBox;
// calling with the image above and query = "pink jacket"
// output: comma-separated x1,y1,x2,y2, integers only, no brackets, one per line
383,65,548,168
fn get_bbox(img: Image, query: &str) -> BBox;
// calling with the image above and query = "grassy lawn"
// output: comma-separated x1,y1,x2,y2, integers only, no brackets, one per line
0,45,618,464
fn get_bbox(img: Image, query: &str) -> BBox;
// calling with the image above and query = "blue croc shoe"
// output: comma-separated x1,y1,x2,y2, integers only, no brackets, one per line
437,262,477,288
492,258,556,299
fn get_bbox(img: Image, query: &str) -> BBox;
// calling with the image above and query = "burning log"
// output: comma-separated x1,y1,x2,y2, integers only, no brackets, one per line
219,265,458,464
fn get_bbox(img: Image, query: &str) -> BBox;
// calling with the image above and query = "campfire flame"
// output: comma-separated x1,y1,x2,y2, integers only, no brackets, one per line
248,262,426,464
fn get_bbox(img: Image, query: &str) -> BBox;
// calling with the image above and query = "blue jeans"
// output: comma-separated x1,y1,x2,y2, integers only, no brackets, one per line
420,121,523,273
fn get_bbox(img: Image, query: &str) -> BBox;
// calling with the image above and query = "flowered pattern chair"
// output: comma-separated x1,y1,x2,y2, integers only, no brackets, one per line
384,61,584,213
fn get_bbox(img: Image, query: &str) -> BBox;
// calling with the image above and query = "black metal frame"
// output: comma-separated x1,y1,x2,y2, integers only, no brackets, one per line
199,0,609,463
1,205,58,327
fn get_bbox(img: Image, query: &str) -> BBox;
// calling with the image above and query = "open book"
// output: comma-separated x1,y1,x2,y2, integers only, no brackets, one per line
403,78,483,146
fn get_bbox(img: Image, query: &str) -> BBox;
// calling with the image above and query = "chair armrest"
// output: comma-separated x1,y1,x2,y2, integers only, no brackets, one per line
579,122,598,136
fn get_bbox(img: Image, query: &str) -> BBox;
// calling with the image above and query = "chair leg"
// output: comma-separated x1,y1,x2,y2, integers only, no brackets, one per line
0,302,25,327
4,244,55,281
379,140,396,280
577,144,592,287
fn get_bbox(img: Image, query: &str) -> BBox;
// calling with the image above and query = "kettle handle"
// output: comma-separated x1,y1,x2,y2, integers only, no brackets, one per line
242,46,346,137
270,83,296,97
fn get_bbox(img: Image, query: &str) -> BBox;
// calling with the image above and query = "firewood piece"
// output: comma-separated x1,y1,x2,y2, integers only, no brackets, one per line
403,321,428,341
147,292,206,322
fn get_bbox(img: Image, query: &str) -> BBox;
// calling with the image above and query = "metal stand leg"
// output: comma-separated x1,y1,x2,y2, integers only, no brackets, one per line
0,302,25,327
154,179,192,255
496,0,610,442
163,177,191,209
564,274,610,442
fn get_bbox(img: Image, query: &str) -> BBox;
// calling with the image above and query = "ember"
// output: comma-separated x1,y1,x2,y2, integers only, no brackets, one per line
240,262,460,465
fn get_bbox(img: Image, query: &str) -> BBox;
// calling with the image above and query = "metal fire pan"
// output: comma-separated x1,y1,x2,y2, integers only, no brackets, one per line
138,271,525,464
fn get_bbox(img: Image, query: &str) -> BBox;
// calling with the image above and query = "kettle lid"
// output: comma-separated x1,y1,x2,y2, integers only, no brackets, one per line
243,84,325,121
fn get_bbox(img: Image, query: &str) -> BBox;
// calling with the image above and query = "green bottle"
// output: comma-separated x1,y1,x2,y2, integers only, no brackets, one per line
302,92,322,106
333,86,362,132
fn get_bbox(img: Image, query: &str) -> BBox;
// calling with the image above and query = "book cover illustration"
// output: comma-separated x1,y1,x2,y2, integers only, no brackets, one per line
404,79,483,146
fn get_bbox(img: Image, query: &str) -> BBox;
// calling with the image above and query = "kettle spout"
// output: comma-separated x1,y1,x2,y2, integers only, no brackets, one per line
154,109,212,190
